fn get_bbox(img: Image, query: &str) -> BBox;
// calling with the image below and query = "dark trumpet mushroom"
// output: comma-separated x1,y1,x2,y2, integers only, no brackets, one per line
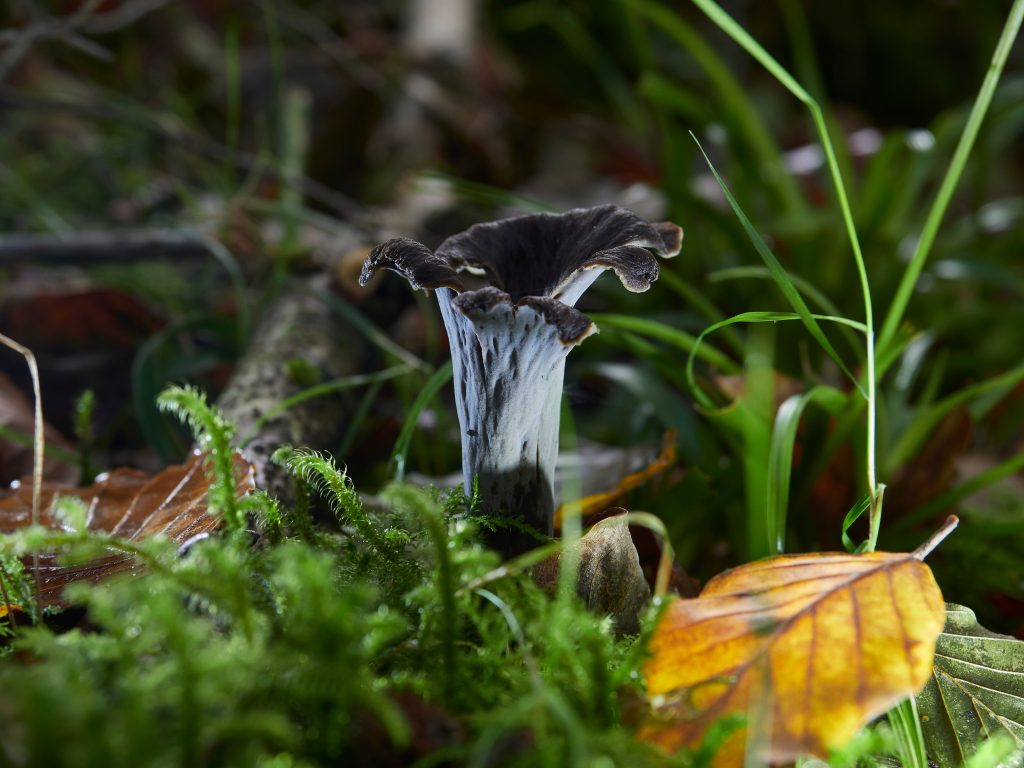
361,205,682,555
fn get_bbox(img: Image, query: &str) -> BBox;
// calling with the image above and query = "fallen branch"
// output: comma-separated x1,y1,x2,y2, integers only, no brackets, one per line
0,230,219,267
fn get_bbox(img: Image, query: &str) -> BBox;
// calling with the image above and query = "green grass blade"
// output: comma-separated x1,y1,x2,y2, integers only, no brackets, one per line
637,71,712,125
203,237,250,350
841,493,874,554
314,287,431,373
886,364,1024,473
891,450,1024,535
657,269,745,356
708,265,863,358
685,312,865,411
590,313,739,373
390,361,454,481
691,136,865,396
767,386,848,555
889,697,929,768
879,0,1024,351
239,365,413,449
0,425,77,466
422,172,555,213
741,323,775,563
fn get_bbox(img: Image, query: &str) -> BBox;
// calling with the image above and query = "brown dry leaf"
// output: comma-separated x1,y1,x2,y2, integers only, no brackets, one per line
0,372,79,485
0,289,162,353
0,450,254,608
641,551,946,765
533,513,651,635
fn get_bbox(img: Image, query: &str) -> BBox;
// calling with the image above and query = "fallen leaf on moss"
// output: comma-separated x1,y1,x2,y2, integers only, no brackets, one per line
641,551,945,765
533,512,650,635
916,603,1024,764
0,450,254,608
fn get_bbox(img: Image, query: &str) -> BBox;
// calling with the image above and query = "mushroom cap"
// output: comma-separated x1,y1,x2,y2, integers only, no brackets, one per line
435,204,681,301
359,204,682,344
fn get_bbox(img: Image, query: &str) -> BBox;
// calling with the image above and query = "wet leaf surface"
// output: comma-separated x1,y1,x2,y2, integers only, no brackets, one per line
641,551,945,765
916,603,1024,765
0,451,253,608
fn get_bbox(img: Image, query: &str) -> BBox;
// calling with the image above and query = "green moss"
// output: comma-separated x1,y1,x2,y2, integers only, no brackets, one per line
0,388,690,768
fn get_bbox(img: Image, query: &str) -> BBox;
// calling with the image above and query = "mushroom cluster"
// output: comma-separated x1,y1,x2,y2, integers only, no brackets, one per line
361,204,682,555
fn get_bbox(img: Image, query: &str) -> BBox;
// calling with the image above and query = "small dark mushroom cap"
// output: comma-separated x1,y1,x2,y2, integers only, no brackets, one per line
435,204,681,300
360,204,681,299
359,204,682,344
359,237,465,292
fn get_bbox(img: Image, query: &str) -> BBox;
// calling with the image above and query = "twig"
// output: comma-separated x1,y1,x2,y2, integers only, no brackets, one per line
215,275,369,507
0,0,108,82
0,229,220,267
0,0,175,82
913,515,960,560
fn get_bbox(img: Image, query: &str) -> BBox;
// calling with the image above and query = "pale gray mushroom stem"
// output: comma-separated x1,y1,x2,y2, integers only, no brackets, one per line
437,286,594,547
360,205,682,556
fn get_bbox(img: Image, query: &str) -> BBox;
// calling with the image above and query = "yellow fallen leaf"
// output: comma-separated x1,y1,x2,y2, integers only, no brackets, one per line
641,551,946,765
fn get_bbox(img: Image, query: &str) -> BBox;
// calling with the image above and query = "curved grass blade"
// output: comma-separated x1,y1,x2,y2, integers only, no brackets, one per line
590,313,739,373
767,385,848,555
238,365,413,448
686,0,883,549
685,311,866,409
709,265,862,357
841,492,875,554
691,136,864,396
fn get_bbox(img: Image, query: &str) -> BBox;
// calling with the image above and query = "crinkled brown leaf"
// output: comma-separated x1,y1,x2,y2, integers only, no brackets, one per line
533,513,650,635
641,551,946,765
0,450,254,607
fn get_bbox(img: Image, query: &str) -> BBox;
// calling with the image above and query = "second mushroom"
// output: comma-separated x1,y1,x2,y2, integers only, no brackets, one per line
361,204,682,555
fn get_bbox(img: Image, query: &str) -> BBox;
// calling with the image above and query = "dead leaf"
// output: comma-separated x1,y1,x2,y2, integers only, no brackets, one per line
0,450,254,608
0,290,162,353
641,551,946,765
533,513,651,635
886,408,972,520
0,372,79,485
